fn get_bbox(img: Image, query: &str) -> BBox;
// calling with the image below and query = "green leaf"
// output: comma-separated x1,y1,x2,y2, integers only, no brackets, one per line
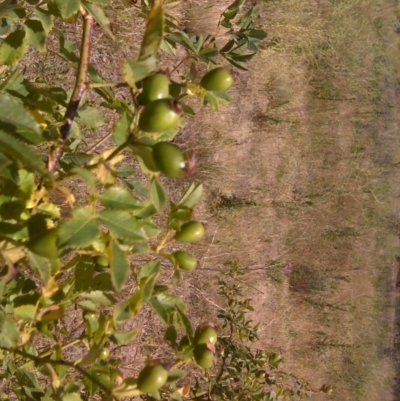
62,393,83,401
34,8,54,33
166,370,187,384
123,59,152,88
49,0,80,19
247,29,267,40
224,55,248,70
140,273,157,302
112,111,132,146
166,32,197,54
99,210,160,240
139,0,164,61
24,19,46,51
176,305,194,338
14,304,36,321
90,272,114,292
62,152,92,167
109,328,139,345
75,257,95,292
108,240,130,291
229,52,256,62
148,297,170,325
82,290,115,306
99,187,142,210
77,106,106,129
0,311,19,348
178,183,203,208
0,130,50,178
150,177,166,211
138,260,160,280
73,167,97,192
57,207,100,248
0,27,27,65
28,252,53,286
149,293,187,325
0,93,40,134
83,2,114,40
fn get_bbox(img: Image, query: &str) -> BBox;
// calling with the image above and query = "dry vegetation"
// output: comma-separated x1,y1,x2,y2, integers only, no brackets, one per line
22,0,400,399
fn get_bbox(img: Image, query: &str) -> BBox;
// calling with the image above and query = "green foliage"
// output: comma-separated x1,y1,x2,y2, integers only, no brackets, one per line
0,0,329,400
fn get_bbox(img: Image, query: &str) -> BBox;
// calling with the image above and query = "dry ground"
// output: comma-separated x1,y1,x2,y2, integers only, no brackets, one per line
178,0,400,400
20,0,400,399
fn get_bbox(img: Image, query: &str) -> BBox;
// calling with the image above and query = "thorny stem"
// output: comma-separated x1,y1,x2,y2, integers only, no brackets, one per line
48,10,94,173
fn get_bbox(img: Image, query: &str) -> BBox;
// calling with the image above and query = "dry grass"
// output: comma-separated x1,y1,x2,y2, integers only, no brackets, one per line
182,0,400,400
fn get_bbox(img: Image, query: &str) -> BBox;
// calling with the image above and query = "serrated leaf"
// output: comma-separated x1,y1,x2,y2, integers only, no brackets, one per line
138,260,160,280
62,392,83,401
14,304,36,321
108,240,130,291
0,130,50,178
24,19,46,51
77,106,106,129
178,183,203,208
140,273,156,302
99,210,160,240
150,177,166,211
34,8,54,33
112,110,132,146
28,252,52,286
99,187,142,210
0,312,19,348
83,291,115,306
139,0,164,61
0,27,27,65
110,328,139,345
49,0,80,19
156,293,186,312
75,258,95,292
0,93,41,134
90,272,114,292
123,59,152,88
57,207,100,248
125,179,148,197
83,2,114,40
72,167,97,192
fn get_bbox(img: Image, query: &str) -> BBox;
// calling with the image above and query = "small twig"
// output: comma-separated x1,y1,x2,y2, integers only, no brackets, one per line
48,10,94,173
47,47,78,68
85,132,113,154
188,283,227,312
201,225,219,270
4,348,115,398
